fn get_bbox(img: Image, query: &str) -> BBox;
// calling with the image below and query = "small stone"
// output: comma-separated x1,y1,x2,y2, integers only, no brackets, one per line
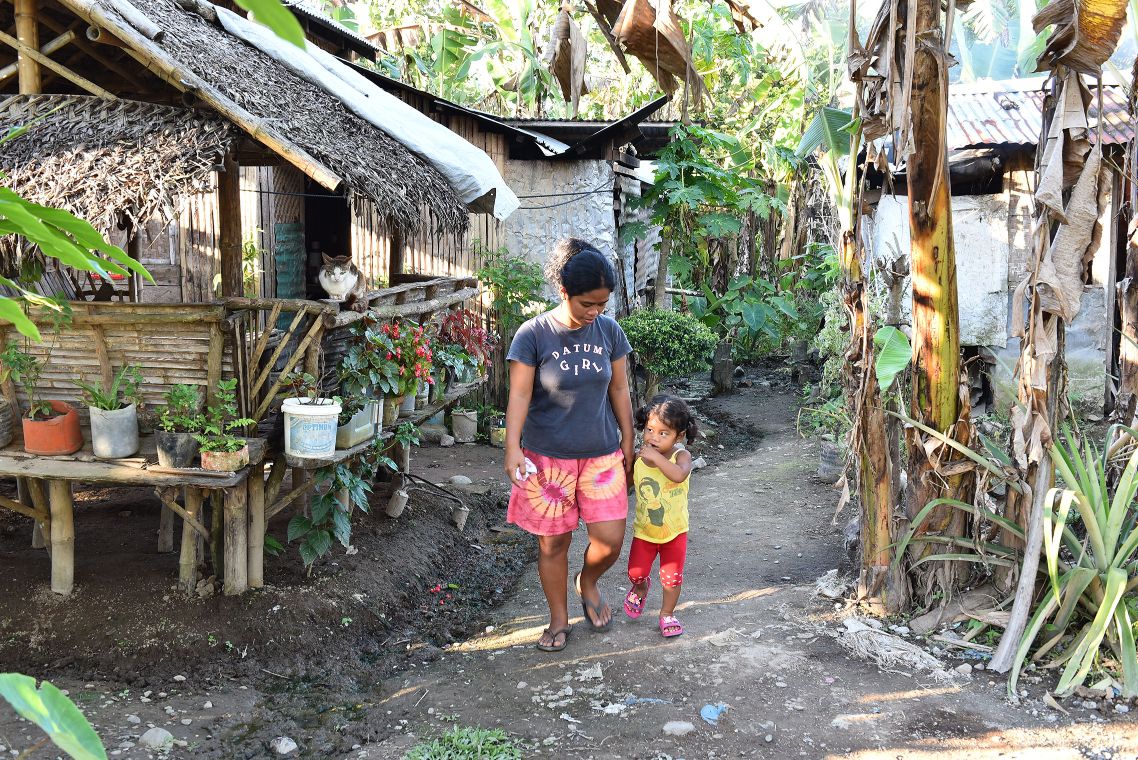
1116,704,1130,714
775,682,787,688
203,701,213,709
180,719,192,726
764,734,774,743
440,434,455,447
138,728,173,750
172,675,186,682
450,475,473,486
692,457,708,470
955,664,973,676
126,715,141,725
270,736,298,755
663,721,696,737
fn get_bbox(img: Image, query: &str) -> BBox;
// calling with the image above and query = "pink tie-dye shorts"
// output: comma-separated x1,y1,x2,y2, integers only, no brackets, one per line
507,449,628,536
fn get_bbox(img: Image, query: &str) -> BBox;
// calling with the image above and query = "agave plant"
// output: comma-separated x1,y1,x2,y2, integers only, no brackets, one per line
1008,427,1138,698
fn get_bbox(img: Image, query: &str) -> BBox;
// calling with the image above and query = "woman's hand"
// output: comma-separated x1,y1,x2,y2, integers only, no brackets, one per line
622,439,635,476
505,445,527,487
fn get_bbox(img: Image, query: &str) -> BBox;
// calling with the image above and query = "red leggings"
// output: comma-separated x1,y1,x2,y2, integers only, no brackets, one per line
628,533,688,589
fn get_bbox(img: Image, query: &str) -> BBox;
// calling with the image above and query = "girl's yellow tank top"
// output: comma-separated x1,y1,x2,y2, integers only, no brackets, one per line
632,448,690,543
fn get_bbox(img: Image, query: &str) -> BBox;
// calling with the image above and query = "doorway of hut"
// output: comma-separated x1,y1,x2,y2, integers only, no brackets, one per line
303,181,352,300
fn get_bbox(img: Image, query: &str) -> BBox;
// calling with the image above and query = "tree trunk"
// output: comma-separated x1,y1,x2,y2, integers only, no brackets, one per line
904,0,970,602
711,340,734,395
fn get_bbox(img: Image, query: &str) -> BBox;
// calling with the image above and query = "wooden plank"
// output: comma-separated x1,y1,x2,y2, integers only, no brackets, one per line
252,316,325,421
247,462,265,588
222,483,248,595
178,487,204,594
219,153,243,298
0,454,249,487
0,491,41,521
48,479,74,595
158,499,175,553
206,321,223,407
251,309,306,399
265,473,314,521
249,302,282,369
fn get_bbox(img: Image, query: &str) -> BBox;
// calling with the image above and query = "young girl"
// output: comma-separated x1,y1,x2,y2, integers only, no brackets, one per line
624,395,696,638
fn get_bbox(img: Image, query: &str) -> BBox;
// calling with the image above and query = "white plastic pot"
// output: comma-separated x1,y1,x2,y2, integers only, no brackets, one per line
89,403,139,458
451,410,478,443
336,402,377,449
283,397,341,459
399,393,416,417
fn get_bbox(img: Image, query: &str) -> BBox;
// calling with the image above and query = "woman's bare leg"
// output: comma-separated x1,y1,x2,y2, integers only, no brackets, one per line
579,518,626,627
537,532,573,646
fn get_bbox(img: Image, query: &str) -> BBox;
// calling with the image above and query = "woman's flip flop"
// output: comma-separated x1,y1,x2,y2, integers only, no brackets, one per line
575,572,613,632
659,615,684,638
536,625,573,652
624,579,650,619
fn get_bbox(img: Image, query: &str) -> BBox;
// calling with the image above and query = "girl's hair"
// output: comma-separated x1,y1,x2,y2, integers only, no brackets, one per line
544,237,617,297
635,394,698,442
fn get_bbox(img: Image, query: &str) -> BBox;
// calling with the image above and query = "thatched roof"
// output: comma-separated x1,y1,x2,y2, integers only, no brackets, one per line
64,0,468,235
0,94,236,267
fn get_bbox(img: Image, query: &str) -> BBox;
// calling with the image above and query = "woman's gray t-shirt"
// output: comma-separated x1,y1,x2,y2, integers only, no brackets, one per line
507,312,632,459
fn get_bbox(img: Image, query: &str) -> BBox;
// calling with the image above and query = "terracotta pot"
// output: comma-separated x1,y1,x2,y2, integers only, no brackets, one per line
22,400,83,455
200,444,249,472
156,431,199,468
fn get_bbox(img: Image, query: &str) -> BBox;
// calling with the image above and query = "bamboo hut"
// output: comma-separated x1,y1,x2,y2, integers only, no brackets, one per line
0,0,510,597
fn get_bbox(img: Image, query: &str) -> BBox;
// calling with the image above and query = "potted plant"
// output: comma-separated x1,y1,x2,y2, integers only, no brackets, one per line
0,342,82,455
336,393,374,449
486,412,507,448
430,340,478,396
280,371,341,459
390,421,420,472
383,319,434,419
450,405,478,444
195,378,255,471
74,364,144,458
438,309,495,384
342,314,402,427
155,384,204,468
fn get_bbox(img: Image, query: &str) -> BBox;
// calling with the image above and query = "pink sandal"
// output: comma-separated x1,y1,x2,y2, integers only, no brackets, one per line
659,615,684,638
624,580,650,619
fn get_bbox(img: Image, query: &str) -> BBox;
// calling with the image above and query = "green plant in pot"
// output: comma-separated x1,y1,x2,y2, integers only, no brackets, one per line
155,384,204,468
0,342,82,455
342,313,401,426
279,370,342,460
74,364,144,459
384,320,433,419
438,308,494,384
431,340,478,397
194,378,255,471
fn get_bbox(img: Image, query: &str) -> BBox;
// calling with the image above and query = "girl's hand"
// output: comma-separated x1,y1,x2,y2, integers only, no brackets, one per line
637,445,661,467
505,447,527,487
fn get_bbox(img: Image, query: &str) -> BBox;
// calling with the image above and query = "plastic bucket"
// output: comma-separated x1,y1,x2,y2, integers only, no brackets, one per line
283,398,341,459
89,403,139,458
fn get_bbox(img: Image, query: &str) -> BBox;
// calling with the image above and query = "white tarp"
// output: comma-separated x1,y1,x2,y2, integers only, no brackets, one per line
216,5,519,221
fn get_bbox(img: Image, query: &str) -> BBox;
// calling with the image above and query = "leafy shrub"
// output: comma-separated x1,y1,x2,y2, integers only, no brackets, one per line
620,309,717,395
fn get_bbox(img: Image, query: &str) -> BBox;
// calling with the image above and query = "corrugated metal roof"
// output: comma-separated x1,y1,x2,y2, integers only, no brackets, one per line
948,78,1132,148
283,0,377,57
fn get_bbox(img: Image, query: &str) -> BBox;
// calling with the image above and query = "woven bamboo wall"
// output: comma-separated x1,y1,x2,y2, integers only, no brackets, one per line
1,303,233,424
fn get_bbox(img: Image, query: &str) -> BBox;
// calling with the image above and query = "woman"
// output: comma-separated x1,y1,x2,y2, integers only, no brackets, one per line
504,238,635,652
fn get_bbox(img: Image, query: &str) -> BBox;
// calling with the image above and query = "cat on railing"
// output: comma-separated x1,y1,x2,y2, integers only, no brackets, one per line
317,254,368,312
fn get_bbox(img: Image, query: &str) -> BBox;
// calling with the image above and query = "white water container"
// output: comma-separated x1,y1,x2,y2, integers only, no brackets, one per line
282,397,341,459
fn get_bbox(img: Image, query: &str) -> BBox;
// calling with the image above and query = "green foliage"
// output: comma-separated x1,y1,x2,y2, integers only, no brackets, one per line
337,394,366,426
0,301,71,419
685,274,804,347
1008,428,1138,698
475,243,547,342
194,379,254,453
233,0,306,47
241,234,263,298
290,439,396,568
0,673,107,760
619,309,717,381
280,370,325,404
341,312,401,397
158,384,204,433
873,327,912,392
431,341,479,386
393,422,421,449
405,726,522,760
74,364,143,411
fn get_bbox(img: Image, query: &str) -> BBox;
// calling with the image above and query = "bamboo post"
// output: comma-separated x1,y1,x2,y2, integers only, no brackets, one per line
179,487,203,594
218,152,243,299
389,227,405,279
206,322,223,407
47,479,74,595
222,483,248,595
0,30,75,85
14,0,40,94
19,477,45,549
158,500,174,553
210,491,223,575
247,462,265,589
292,468,310,518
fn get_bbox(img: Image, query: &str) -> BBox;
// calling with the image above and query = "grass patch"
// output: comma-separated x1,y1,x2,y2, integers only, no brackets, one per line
405,726,522,759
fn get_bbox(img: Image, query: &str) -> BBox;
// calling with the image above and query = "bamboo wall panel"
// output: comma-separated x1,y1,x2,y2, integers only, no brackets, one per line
3,303,234,425
177,173,221,304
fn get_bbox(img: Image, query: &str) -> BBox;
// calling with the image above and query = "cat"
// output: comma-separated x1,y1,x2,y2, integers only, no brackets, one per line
317,254,368,312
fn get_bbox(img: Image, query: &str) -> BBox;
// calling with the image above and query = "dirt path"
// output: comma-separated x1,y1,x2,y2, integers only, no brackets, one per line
357,387,1138,759
4,383,1137,758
